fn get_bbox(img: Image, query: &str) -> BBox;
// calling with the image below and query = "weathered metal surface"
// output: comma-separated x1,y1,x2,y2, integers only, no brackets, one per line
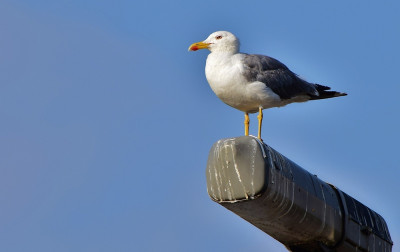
332,190,393,252
206,136,267,202
206,136,393,251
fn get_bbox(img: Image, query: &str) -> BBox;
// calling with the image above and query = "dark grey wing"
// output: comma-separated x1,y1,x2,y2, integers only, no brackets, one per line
241,54,318,100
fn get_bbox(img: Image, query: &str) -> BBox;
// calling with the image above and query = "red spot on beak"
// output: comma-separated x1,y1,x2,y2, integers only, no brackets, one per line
190,46,199,51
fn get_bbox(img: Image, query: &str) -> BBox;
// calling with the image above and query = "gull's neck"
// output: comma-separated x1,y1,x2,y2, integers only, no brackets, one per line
209,46,239,54
208,50,239,61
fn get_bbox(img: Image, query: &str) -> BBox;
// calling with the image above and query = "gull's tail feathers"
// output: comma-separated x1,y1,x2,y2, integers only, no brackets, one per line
309,84,347,100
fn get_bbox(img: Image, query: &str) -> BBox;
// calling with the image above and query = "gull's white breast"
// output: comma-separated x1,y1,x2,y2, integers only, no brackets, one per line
205,52,281,113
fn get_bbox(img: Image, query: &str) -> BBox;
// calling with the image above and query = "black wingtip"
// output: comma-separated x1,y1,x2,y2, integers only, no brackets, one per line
309,90,347,100
310,84,347,100
335,92,348,97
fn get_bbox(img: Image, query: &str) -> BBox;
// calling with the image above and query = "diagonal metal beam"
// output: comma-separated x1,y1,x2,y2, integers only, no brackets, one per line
206,136,392,251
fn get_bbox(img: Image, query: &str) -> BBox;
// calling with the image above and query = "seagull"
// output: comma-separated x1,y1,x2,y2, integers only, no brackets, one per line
189,31,347,140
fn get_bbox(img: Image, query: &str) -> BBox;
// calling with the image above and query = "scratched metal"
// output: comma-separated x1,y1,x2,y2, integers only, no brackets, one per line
206,137,266,202
335,190,393,252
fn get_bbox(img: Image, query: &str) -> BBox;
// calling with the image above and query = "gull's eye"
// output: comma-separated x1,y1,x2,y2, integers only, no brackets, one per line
216,35,222,40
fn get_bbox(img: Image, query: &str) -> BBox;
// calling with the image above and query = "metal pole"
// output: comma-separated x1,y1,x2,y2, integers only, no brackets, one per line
206,136,392,251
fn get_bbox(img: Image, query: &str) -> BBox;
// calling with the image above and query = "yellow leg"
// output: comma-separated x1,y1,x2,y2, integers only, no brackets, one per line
257,107,263,140
244,113,249,136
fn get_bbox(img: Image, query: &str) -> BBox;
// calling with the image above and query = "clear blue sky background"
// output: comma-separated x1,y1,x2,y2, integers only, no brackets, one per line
1,1,399,251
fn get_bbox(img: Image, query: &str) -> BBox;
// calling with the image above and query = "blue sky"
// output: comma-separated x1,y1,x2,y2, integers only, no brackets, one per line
1,1,399,251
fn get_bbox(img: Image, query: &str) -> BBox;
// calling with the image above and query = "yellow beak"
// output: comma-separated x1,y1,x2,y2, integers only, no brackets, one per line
188,41,210,51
